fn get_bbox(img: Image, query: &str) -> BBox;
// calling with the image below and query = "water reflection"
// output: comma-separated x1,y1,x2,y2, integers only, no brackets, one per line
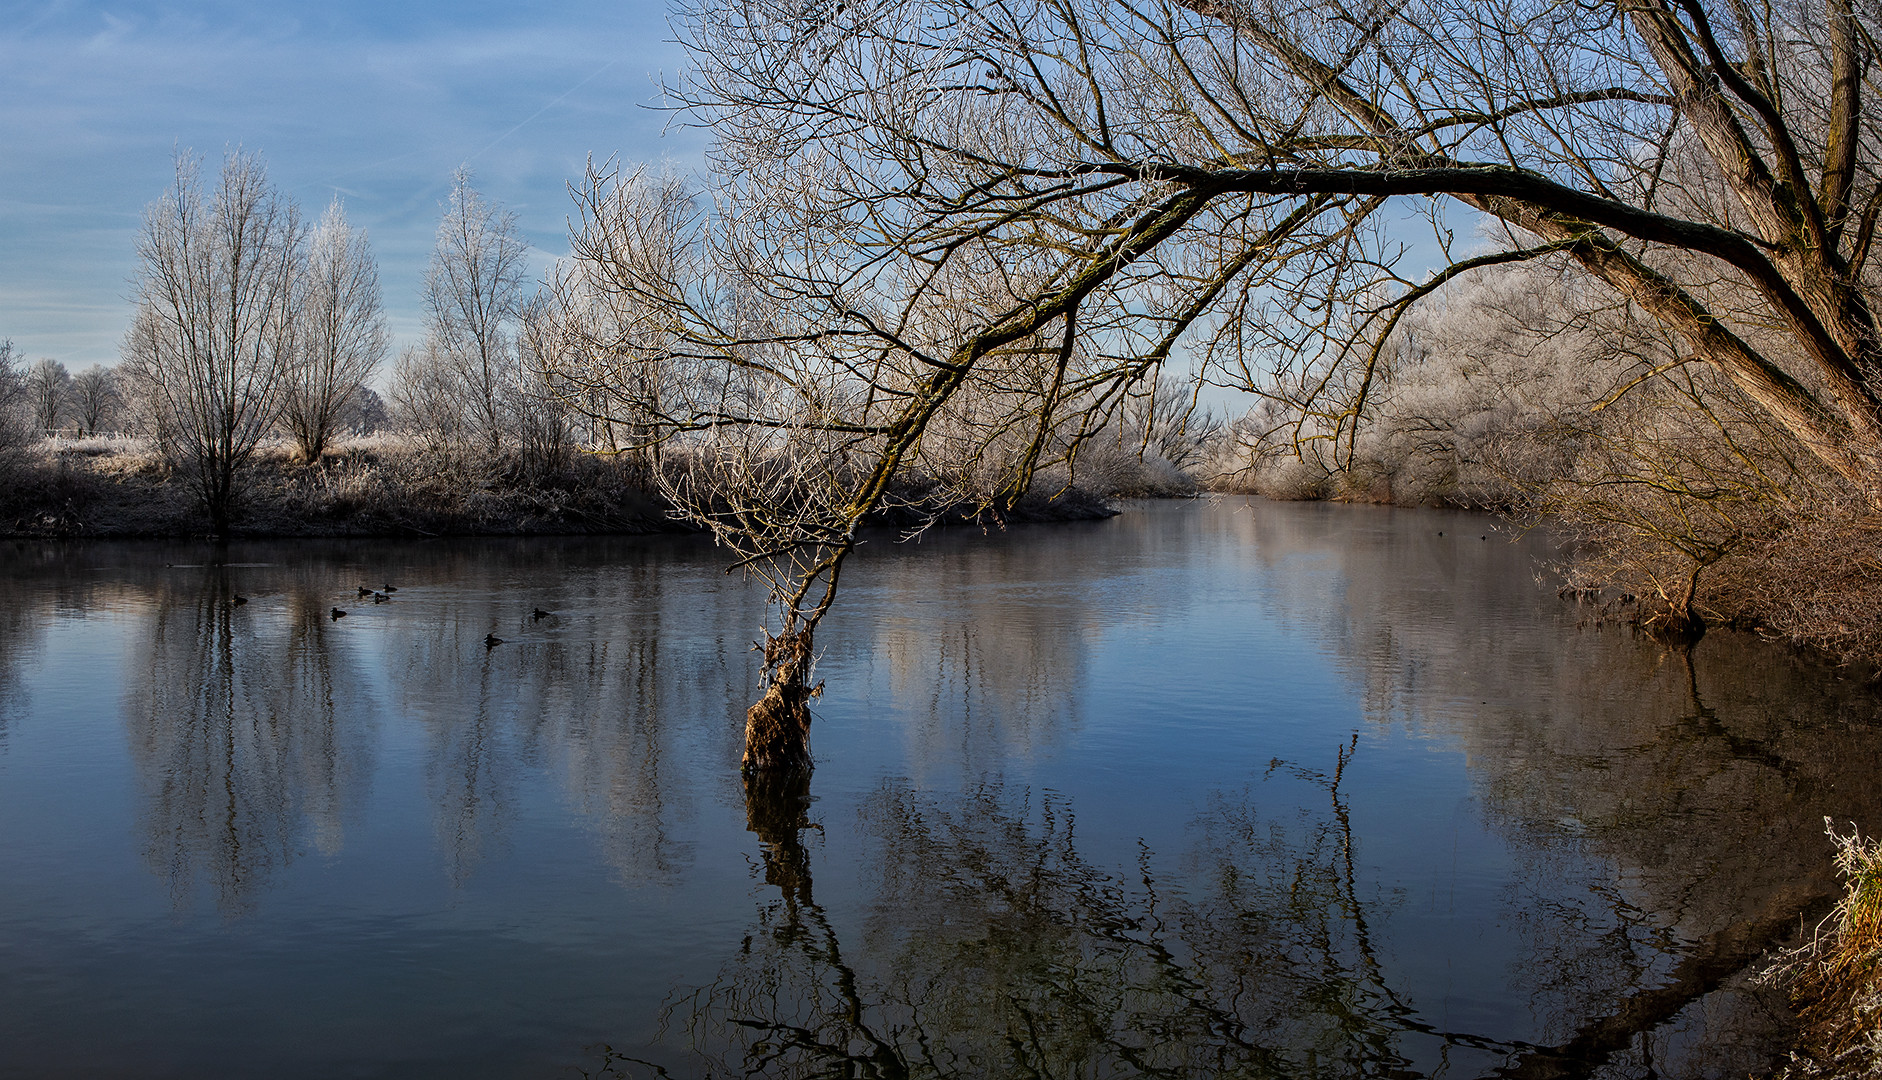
127,566,375,913
397,623,519,886
371,541,761,887
646,755,1531,1079
0,539,128,752
537,637,685,884
0,547,45,752
6,505,1882,1079
118,536,769,898
855,538,1097,770
1232,504,1882,1074
612,505,1882,1079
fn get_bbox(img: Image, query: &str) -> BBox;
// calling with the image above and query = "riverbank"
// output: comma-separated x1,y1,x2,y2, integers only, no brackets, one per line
0,436,672,538
1210,461,1882,675
1766,825,1882,1079
0,435,1130,540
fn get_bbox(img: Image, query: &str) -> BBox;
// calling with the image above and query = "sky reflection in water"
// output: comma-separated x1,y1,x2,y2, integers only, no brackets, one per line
0,500,1878,1079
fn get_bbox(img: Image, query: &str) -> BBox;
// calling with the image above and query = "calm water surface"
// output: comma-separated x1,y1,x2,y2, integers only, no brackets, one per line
1,499,1878,1079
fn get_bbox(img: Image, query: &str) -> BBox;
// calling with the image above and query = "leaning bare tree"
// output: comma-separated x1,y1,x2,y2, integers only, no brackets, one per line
551,0,1879,773
123,151,304,535
280,197,387,462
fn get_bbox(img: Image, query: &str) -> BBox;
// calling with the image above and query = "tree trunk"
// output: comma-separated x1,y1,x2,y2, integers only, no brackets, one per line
742,628,819,773
204,463,235,538
742,765,814,905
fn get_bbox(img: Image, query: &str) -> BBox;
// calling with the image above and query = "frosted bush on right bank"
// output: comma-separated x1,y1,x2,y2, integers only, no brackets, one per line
1215,259,1633,509
1763,820,1882,1078
1214,250,1872,653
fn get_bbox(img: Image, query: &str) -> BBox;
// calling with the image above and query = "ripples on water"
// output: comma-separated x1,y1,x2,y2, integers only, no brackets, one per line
0,500,1877,1079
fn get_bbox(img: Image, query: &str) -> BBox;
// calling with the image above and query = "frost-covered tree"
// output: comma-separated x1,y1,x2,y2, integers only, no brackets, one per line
24,358,69,437
122,151,303,534
70,365,122,437
408,169,528,456
281,198,387,462
0,340,26,449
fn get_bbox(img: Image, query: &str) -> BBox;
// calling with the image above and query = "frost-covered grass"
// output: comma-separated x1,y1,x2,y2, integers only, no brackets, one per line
0,430,1149,538
38,432,155,457
0,433,673,537
1766,821,1882,1078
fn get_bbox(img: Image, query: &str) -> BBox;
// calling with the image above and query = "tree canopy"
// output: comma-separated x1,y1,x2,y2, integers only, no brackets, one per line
545,0,1881,765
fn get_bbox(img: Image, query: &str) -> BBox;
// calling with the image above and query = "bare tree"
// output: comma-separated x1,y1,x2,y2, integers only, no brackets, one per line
389,340,467,452
122,151,304,535
550,0,1881,771
24,358,69,437
0,340,26,449
341,386,388,436
281,197,387,462
511,297,576,478
418,168,528,456
70,365,122,437
539,164,696,476
1123,374,1222,474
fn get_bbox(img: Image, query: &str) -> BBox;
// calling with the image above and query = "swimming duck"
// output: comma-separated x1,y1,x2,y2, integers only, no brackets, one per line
484,633,503,648
530,608,551,621
357,586,373,597
373,592,389,603
232,595,248,606
383,584,398,593
331,608,347,620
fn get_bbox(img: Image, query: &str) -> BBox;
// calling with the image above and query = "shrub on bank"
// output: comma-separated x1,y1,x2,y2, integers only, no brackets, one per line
0,435,670,538
1063,438,1198,498
0,432,1158,539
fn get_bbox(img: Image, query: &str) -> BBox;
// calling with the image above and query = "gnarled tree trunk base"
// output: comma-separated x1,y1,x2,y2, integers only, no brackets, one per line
742,629,820,774
1641,607,1707,645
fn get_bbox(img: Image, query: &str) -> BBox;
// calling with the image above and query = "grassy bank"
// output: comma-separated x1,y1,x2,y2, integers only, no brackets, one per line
1768,823,1882,1078
0,435,674,539
0,434,1143,540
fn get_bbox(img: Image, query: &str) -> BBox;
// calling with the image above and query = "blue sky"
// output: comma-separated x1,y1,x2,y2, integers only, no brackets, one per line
1,1,703,368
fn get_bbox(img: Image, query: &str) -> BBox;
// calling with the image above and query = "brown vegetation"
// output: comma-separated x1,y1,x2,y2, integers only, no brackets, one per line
1766,822,1882,1077
0,436,669,539
0,433,1135,541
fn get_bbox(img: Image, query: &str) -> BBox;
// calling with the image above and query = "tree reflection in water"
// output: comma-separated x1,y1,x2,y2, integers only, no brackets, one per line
380,556,752,888
0,541,79,753
588,637,1875,1080
126,566,374,915
402,623,519,887
0,577,36,753
607,747,1547,1080
9,509,1879,1076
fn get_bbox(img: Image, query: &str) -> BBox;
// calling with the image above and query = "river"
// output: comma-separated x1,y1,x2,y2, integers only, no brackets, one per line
0,498,1876,1078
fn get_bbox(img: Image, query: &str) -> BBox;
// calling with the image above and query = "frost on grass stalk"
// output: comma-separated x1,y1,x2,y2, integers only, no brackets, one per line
1768,819,1882,1076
